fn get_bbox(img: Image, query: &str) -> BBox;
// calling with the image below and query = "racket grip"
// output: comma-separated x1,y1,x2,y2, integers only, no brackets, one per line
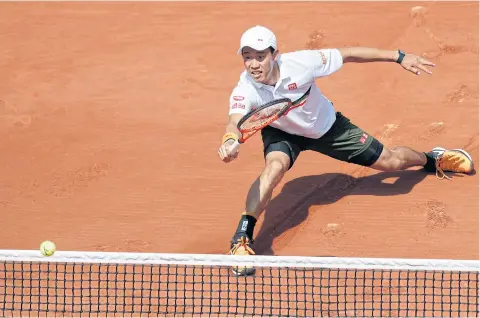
230,139,240,153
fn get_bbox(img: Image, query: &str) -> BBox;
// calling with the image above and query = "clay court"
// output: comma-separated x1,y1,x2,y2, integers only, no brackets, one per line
0,0,478,280
0,1,479,316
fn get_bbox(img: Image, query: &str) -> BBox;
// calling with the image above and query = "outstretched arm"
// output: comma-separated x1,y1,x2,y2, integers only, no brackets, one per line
338,47,435,75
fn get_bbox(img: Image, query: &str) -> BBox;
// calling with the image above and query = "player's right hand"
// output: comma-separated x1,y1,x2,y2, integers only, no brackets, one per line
218,139,239,163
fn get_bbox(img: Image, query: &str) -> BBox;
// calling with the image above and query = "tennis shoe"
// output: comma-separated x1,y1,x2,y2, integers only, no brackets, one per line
228,236,256,276
427,147,474,180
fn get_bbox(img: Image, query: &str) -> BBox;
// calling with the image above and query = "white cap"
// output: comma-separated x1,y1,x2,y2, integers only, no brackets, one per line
237,25,277,55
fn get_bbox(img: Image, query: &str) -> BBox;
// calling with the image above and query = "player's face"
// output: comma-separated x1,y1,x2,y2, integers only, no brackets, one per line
242,47,277,84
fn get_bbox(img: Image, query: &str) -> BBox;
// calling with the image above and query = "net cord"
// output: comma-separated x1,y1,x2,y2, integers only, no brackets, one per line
0,250,478,272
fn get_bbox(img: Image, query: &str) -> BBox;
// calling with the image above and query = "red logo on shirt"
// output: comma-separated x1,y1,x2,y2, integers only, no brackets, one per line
231,103,245,110
359,133,369,144
233,96,244,101
288,83,297,90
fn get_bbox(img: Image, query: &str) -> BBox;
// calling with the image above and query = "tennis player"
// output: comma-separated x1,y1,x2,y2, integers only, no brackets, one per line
218,25,474,276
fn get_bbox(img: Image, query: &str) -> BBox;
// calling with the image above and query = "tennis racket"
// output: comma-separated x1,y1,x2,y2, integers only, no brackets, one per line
229,98,292,153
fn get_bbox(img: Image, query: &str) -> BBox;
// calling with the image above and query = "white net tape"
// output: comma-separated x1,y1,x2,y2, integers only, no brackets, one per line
0,249,478,271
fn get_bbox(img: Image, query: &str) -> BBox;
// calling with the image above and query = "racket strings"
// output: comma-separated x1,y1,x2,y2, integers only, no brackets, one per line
239,102,289,132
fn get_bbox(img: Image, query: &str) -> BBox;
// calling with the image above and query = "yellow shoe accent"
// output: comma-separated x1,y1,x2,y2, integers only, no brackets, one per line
228,237,256,276
434,148,474,180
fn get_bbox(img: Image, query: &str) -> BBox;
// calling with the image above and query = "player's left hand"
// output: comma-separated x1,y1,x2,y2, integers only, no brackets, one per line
400,54,435,75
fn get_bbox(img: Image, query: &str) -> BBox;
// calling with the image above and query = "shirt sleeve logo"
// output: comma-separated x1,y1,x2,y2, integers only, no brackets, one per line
233,96,245,101
317,51,327,65
288,83,297,90
231,103,245,110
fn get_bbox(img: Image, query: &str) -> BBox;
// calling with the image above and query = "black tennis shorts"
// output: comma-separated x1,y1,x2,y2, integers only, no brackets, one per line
261,112,384,169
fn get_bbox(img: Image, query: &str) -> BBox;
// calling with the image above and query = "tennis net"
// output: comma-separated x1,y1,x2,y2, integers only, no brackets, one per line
0,250,478,317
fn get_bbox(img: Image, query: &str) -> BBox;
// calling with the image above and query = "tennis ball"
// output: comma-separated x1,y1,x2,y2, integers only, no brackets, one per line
40,240,56,256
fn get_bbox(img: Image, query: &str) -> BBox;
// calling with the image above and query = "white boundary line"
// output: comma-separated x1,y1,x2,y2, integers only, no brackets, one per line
1,250,479,271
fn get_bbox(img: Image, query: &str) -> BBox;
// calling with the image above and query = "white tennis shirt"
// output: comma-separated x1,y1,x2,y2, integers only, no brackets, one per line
228,49,344,139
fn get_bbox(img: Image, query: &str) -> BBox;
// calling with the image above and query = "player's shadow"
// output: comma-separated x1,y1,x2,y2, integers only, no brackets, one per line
253,169,428,255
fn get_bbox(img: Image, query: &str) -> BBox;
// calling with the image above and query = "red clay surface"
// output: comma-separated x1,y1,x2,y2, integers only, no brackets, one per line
0,2,478,261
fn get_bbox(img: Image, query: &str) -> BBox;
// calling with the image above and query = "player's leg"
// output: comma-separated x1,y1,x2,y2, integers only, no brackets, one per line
228,127,302,276
244,151,290,217
371,146,474,179
229,152,289,255
369,146,427,171
307,112,474,178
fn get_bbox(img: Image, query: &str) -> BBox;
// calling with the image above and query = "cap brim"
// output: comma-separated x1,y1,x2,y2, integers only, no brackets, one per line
237,44,272,55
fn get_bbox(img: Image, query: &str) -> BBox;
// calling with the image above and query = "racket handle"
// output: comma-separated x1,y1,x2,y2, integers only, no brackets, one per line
230,139,241,153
